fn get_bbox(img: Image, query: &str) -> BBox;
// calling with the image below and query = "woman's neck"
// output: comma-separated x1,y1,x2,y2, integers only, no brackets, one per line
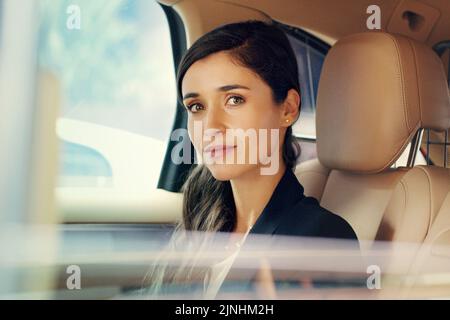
230,162,287,234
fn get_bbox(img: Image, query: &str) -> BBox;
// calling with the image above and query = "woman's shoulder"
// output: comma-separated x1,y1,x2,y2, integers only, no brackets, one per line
275,196,359,241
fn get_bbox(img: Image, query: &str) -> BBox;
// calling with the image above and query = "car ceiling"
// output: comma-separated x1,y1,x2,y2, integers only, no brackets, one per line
157,0,450,47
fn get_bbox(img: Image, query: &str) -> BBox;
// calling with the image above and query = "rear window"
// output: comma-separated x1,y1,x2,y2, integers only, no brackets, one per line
276,23,330,163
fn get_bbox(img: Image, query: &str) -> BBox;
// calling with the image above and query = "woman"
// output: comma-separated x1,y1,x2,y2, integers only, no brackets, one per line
145,20,358,298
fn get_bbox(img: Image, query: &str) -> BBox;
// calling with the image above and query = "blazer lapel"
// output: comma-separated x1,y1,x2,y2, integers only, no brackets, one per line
249,168,305,236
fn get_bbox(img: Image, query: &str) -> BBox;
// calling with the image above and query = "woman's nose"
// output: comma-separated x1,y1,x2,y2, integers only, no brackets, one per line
204,106,225,133
202,107,229,147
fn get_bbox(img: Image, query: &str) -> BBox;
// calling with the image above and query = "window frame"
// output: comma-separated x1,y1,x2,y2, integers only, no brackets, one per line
156,3,191,193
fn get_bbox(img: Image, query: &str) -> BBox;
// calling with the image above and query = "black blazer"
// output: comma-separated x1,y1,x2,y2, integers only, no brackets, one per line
214,168,360,296
247,167,358,240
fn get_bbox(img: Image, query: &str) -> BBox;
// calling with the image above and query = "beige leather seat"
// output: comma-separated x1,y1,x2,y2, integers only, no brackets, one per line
388,170,450,298
295,32,450,251
403,183,450,294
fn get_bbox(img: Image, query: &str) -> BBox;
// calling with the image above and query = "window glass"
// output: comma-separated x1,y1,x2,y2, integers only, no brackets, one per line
416,48,450,168
283,31,328,163
37,0,176,192
286,32,327,140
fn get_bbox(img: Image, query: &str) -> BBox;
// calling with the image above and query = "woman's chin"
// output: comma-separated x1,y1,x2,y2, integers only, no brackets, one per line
206,164,255,181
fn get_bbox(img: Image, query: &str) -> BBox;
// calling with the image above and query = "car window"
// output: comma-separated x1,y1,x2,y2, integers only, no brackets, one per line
276,24,329,163
285,31,328,141
37,0,176,192
419,46,450,168
288,35,325,139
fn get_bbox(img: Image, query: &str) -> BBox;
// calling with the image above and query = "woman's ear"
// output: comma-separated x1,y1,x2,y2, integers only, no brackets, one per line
280,89,300,127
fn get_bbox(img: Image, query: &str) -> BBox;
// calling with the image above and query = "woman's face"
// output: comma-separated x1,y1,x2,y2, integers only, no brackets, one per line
181,51,295,181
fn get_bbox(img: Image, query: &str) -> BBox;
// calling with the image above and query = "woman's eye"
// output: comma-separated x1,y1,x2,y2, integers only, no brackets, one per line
186,103,203,113
227,96,245,106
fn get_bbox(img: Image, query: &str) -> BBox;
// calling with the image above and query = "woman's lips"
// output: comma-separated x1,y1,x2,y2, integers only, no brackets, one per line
204,145,236,159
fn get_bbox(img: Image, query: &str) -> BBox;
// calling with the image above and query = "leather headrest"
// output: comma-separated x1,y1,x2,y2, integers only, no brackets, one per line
316,32,450,174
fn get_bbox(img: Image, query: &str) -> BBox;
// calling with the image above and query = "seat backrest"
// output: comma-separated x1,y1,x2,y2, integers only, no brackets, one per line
382,166,450,298
295,32,450,250
377,166,450,242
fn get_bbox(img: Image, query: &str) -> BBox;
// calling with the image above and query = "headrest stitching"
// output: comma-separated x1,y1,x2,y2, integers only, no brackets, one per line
410,38,423,129
386,33,411,133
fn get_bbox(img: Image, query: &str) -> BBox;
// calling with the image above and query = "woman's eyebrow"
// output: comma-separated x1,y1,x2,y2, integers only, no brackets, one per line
182,84,250,101
182,92,199,101
217,84,250,92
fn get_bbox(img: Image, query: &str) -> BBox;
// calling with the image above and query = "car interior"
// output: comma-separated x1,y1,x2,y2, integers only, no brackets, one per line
0,0,449,299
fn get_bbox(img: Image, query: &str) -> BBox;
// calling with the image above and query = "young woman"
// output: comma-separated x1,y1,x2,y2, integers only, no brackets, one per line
145,20,358,298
